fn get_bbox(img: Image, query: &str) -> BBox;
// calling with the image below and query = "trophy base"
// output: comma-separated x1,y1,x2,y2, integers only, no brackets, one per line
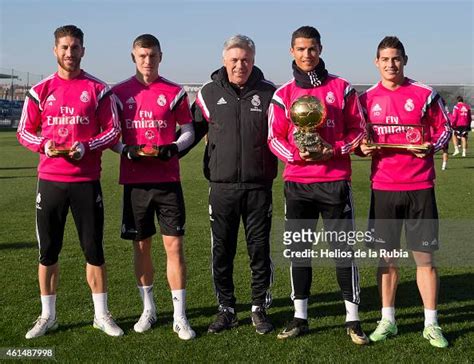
300,145,324,154
50,148,71,156
366,143,430,150
137,146,159,157
294,131,325,154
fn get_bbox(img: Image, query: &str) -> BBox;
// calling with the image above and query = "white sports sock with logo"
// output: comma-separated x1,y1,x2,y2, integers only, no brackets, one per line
92,292,108,318
294,299,308,320
424,308,438,327
40,294,56,319
171,289,186,321
381,306,396,324
138,285,156,314
344,300,360,322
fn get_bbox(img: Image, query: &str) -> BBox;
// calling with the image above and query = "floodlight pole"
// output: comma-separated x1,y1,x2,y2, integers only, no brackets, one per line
10,68,14,102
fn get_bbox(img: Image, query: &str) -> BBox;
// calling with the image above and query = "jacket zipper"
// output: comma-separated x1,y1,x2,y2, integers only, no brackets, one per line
236,96,241,182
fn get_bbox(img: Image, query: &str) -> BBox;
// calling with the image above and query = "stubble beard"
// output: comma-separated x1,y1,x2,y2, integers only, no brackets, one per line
57,58,81,73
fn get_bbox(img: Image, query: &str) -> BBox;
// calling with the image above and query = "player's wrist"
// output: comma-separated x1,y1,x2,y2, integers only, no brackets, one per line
40,139,50,155
170,143,179,154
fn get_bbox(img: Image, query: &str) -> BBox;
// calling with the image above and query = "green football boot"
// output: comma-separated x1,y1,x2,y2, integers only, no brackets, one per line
369,318,398,342
423,325,448,348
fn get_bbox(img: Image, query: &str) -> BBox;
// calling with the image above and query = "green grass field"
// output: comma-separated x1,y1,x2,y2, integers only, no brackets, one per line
0,130,473,363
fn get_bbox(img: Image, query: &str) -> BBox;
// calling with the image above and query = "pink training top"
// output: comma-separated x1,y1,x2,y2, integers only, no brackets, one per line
17,71,120,182
359,78,451,191
112,76,192,184
268,74,365,183
451,101,472,128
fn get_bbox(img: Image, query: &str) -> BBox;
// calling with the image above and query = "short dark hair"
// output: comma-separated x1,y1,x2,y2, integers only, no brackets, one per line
291,26,321,47
457,96,464,102
54,25,84,46
133,34,161,51
376,36,406,58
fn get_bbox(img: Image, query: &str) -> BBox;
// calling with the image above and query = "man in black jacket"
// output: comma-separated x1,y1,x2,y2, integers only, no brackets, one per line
190,35,277,334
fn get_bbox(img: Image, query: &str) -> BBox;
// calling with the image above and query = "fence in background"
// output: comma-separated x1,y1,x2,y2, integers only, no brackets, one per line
0,68,44,127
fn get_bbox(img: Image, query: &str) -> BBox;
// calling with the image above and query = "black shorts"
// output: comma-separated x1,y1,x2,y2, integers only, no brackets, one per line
285,180,354,218
454,126,470,138
368,188,439,252
284,181,355,266
36,179,105,266
121,182,185,241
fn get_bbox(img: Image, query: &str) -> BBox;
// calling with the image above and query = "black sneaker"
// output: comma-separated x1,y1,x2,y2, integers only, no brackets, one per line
346,320,369,345
277,317,309,339
208,306,238,333
251,307,274,334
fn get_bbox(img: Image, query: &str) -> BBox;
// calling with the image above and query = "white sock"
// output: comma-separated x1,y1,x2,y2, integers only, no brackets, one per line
454,146,460,152
294,299,308,320
40,294,56,319
138,285,156,313
424,308,438,327
171,289,186,321
344,300,360,322
381,306,395,324
462,149,466,155
92,292,108,318
442,161,447,168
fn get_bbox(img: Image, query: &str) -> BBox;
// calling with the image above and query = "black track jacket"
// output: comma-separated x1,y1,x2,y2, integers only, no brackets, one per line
189,66,278,185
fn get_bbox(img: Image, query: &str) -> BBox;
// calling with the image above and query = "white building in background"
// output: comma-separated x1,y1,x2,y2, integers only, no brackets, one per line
183,84,202,104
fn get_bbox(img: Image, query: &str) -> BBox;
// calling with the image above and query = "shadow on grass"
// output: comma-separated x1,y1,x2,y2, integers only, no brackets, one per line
179,273,474,338
0,166,36,170
0,242,36,250
0,175,36,179
54,320,92,333
350,158,372,163
37,274,472,342
53,315,145,334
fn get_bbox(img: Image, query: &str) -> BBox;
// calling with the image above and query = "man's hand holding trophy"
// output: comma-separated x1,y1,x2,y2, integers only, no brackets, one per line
290,95,333,161
363,122,432,158
45,125,84,160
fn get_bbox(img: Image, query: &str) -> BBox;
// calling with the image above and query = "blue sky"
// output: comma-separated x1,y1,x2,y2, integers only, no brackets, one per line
1,0,472,85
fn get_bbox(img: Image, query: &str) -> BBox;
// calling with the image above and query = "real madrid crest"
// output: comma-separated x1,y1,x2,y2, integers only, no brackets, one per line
251,95,261,107
325,91,335,104
80,91,90,103
157,94,167,106
404,98,414,112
